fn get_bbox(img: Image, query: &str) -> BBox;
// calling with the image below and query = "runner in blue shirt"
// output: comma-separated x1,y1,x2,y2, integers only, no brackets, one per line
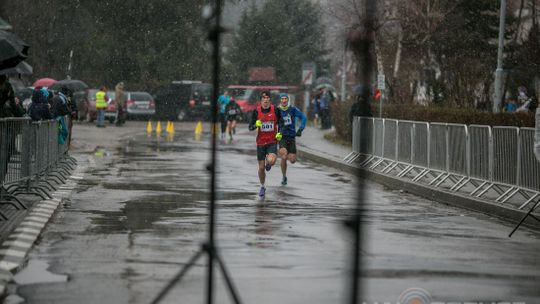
276,93,307,185
218,90,230,139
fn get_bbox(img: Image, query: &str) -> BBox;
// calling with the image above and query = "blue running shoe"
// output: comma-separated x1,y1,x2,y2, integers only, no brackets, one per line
265,163,272,172
281,176,287,185
258,186,266,198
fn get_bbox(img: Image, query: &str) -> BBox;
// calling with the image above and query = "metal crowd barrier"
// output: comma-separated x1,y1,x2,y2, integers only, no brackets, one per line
349,116,540,214
0,116,76,220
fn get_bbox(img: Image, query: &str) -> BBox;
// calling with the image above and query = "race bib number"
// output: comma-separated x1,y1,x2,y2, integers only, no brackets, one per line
283,114,292,125
228,109,237,115
260,121,274,132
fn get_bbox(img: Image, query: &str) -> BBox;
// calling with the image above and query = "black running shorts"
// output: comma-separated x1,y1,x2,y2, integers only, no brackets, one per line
278,136,296,154
257,143,277,161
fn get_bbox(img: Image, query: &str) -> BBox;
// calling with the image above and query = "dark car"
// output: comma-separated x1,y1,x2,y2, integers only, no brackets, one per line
154,81,212,121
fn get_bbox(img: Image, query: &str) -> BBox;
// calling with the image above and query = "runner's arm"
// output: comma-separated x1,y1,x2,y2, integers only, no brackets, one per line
295,107,307,131
275,107,283,133
248,110,258,131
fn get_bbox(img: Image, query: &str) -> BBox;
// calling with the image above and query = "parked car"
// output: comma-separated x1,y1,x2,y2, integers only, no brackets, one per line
73,89,98,122
126,91,155,119
154,81,212,121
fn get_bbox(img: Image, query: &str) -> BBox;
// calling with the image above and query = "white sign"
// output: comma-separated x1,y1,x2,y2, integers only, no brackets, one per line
377,74,385,90
302,70,313,85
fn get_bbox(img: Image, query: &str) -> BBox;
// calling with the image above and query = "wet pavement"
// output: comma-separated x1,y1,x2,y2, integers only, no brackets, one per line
10,121,540,304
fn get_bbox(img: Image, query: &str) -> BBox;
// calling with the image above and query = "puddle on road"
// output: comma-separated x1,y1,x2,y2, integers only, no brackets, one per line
14,259,68,285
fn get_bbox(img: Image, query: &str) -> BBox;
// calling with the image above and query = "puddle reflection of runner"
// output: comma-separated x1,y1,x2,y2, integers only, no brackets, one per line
254,204,276,248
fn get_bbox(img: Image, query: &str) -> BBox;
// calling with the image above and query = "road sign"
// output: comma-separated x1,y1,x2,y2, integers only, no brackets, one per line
302,70,313,85
302,62,316,86
377,74,385,90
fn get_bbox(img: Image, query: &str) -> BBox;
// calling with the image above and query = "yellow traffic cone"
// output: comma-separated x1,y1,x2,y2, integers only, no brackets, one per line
169,121,175,134
156,121,162,134
166,121,171,133
147,121,153,133
195,121,203,135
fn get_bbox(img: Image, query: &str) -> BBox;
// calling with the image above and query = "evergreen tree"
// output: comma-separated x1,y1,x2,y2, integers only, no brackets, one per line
226,0,327,84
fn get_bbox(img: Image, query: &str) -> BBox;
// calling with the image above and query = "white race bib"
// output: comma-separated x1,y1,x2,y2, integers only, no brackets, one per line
261,121,274,132
283,114,292,125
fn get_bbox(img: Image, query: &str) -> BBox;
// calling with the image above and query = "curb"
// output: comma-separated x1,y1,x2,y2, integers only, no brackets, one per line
297,147,540,232
0,161,85,297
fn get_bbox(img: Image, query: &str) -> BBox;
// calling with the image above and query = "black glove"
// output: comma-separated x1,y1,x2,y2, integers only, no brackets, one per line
296,128,303,137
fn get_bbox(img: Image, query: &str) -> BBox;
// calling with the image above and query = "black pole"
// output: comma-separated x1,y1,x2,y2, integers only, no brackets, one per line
207,0,222,303
349,1,376,303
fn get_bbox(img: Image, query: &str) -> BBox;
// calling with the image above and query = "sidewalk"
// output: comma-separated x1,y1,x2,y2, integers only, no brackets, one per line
296,126,357,175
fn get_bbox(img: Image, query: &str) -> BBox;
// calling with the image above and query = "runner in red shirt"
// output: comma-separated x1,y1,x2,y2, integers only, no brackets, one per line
248,91,283,198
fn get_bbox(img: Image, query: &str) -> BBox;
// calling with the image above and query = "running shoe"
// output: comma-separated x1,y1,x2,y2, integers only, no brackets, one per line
265,163,272,172
281,176,287,185
258,186,266,198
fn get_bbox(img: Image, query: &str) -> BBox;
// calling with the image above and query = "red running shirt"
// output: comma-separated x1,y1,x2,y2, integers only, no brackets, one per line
256,104,277,146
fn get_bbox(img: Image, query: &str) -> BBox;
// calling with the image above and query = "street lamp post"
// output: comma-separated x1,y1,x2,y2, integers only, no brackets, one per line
493,0,507,113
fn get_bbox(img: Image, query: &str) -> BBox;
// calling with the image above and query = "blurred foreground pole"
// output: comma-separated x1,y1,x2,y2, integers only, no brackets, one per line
493,0,507,113
346,0,376,303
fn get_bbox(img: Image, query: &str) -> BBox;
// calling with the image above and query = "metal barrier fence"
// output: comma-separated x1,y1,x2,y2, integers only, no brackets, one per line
1,116,75,218
351,116,540,209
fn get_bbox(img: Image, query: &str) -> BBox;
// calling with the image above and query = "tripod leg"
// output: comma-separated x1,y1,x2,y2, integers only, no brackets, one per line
151,249,205,304
214,252,243,304
509,201,540,238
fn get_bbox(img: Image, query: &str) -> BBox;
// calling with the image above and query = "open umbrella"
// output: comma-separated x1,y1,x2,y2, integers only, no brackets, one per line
49,79,89,92
314,83,337,92
0,30,29,70
33,77,57,87
314,76,334,87
0,60,32,75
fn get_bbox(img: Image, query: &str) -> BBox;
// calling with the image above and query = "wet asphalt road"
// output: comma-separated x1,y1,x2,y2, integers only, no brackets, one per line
11,122,540,304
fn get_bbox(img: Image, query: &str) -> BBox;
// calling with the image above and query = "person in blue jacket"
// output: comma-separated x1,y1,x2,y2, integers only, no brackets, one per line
276,93,306,185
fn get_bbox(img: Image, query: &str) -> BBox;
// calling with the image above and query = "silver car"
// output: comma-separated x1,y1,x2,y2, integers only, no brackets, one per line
126,91,155,119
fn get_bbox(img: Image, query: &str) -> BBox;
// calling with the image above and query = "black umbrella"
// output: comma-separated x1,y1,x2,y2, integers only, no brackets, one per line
314,76,334,87
49,79,89,92
0,30,29,70
0,61,32,75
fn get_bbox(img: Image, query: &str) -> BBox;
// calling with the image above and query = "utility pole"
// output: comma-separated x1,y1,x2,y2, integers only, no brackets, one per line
67,49,73,80
493,0,507,113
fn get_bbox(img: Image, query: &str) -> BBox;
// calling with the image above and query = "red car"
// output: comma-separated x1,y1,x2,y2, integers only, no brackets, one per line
227,85,298,119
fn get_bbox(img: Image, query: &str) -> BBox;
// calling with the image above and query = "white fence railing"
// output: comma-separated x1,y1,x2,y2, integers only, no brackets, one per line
348,116,540,213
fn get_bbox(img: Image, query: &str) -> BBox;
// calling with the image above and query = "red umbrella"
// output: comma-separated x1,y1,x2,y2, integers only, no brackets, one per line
33,77,57,87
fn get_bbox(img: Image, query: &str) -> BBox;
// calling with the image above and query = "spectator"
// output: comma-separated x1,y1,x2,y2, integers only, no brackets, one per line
319,88,332,129
0,75,24,118
1,76,26,185
95,86,108,127
311,93,321,127
28,87,52,121
51,87,71,118
504,98,517,113
114,82,126,126
349,95,373,124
